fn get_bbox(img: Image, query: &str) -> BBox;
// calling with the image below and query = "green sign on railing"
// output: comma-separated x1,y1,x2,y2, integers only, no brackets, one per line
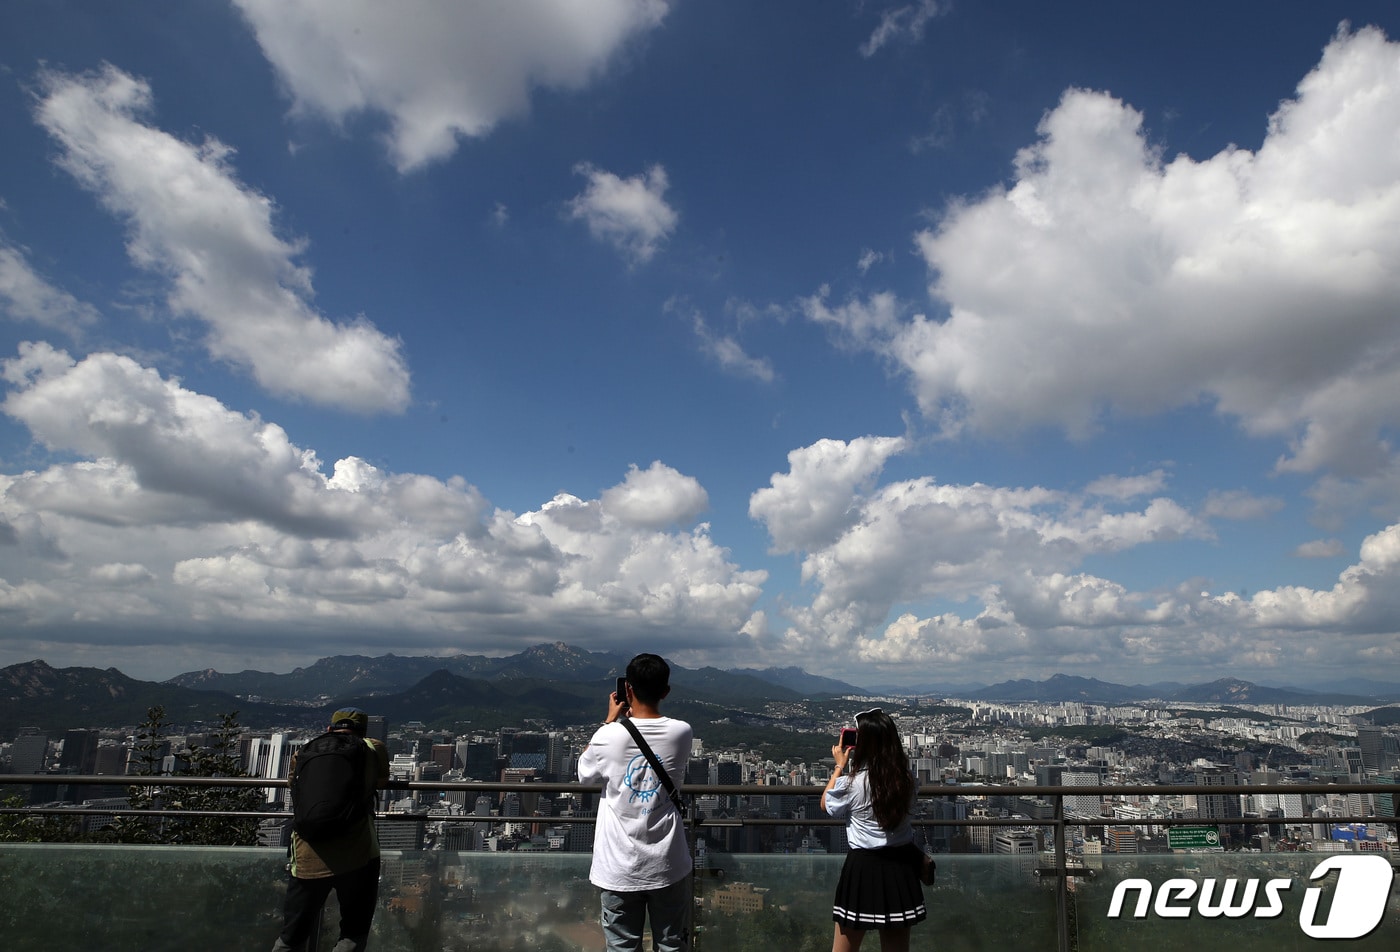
1167,825,1220,849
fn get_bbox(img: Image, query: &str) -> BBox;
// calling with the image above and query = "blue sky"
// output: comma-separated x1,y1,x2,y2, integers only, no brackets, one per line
1,1,1399,690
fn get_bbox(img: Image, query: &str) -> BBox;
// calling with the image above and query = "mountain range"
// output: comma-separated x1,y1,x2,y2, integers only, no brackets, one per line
0,643,869,736
164,642,870,706
966,673,1400,706
1,643,1397,737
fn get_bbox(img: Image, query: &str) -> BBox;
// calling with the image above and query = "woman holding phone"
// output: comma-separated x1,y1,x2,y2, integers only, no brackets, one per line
822,708,929,952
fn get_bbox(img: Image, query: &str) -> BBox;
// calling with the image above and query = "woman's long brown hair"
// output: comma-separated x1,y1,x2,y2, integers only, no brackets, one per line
848,709,913,830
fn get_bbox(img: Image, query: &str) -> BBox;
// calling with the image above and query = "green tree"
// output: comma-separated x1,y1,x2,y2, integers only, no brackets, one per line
99,705,264,845
168,710,265,846
0,794,81,842
97,703,169,843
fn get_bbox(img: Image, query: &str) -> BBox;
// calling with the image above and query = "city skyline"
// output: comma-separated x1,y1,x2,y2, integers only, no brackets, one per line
3,3,1400,688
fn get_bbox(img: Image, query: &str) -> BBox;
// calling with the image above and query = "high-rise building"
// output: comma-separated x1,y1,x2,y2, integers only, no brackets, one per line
10,733,49,774
10,733,50,805
993,830,1040,853
1357,727,1389,774
1104,825,1138,853
375,816,425,850
1373,775,1396,822
463,741,499,782
568,809,596,852
430,743,456,772
1191,767,1243,821
1061,771,1103,817
58,730,98,774
83,744,128,798
389,754,417,783
545,732,571,781
93,744,126,775
1345,747,1364,776
508,732,548,773
500,767,540,814
246,733,293,806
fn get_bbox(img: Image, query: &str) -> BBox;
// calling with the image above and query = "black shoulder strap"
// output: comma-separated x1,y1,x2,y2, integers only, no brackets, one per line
618,717,685,815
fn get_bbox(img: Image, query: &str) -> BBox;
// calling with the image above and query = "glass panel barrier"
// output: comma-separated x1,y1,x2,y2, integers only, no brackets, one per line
0,843,288,950
0,844,603,951
2,842,1395,950
1074,852,1398,952
366,849,596,950
0,843,1058,951
694,851,1059,951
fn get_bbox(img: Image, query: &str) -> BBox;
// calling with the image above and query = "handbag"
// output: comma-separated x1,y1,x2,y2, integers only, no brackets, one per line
617,717,688,819
904,841,936,885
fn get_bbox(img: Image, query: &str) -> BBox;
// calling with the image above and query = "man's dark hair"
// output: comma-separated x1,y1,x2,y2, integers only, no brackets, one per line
625,653,671,706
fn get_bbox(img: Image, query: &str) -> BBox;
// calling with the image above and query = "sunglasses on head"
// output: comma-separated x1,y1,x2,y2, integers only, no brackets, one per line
854,707,883,724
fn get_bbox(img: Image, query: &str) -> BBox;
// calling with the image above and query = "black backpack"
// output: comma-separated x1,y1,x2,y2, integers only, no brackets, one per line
290,731,371,841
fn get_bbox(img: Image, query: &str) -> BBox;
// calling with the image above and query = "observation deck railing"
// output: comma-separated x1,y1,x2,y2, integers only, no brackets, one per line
0,776,1395,951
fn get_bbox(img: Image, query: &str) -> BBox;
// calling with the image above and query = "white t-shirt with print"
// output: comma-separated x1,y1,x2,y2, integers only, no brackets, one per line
577,715,693,891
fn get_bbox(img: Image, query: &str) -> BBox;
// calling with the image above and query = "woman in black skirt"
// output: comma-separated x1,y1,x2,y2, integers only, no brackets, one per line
822,708,928,952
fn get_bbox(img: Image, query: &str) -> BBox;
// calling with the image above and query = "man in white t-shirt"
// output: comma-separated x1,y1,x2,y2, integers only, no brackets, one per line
577,653,693,952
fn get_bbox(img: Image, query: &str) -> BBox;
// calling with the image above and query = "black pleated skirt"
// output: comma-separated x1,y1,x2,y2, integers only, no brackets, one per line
831,843,927,930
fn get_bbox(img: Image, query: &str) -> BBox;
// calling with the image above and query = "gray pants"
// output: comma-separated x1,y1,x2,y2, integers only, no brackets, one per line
599,876,691,952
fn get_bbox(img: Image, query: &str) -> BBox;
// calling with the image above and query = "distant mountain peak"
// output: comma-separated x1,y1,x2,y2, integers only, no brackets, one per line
6,659,53,674
725,665,865,697
517,641,597,666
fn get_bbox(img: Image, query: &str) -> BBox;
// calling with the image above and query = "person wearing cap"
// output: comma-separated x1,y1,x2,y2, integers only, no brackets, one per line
271,708,390,952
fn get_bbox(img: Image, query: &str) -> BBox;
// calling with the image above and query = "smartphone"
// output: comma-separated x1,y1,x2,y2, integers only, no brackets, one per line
839,728,858,748
614,677,628,704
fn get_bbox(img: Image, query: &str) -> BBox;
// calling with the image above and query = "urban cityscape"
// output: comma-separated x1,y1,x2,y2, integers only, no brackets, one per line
7,688,1397,857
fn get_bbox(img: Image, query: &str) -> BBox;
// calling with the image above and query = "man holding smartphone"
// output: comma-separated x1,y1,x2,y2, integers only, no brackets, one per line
578,653,693,952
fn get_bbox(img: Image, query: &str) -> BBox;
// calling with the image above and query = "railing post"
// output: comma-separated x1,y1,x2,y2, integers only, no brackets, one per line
687,793,699,951
1054,792,1070,952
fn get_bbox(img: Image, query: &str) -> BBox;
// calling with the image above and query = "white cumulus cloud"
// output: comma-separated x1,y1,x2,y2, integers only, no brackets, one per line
568,162,678,264
601,461,709,529
232,0,671,171
33,65,411,414
0,348,762,665
814,28,1400,491
749,435,909,554
921,28,1400,459
752,435,1210,657
845,521,1400,677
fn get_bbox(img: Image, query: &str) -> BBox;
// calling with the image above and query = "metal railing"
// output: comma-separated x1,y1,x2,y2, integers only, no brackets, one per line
2,775,1396,952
